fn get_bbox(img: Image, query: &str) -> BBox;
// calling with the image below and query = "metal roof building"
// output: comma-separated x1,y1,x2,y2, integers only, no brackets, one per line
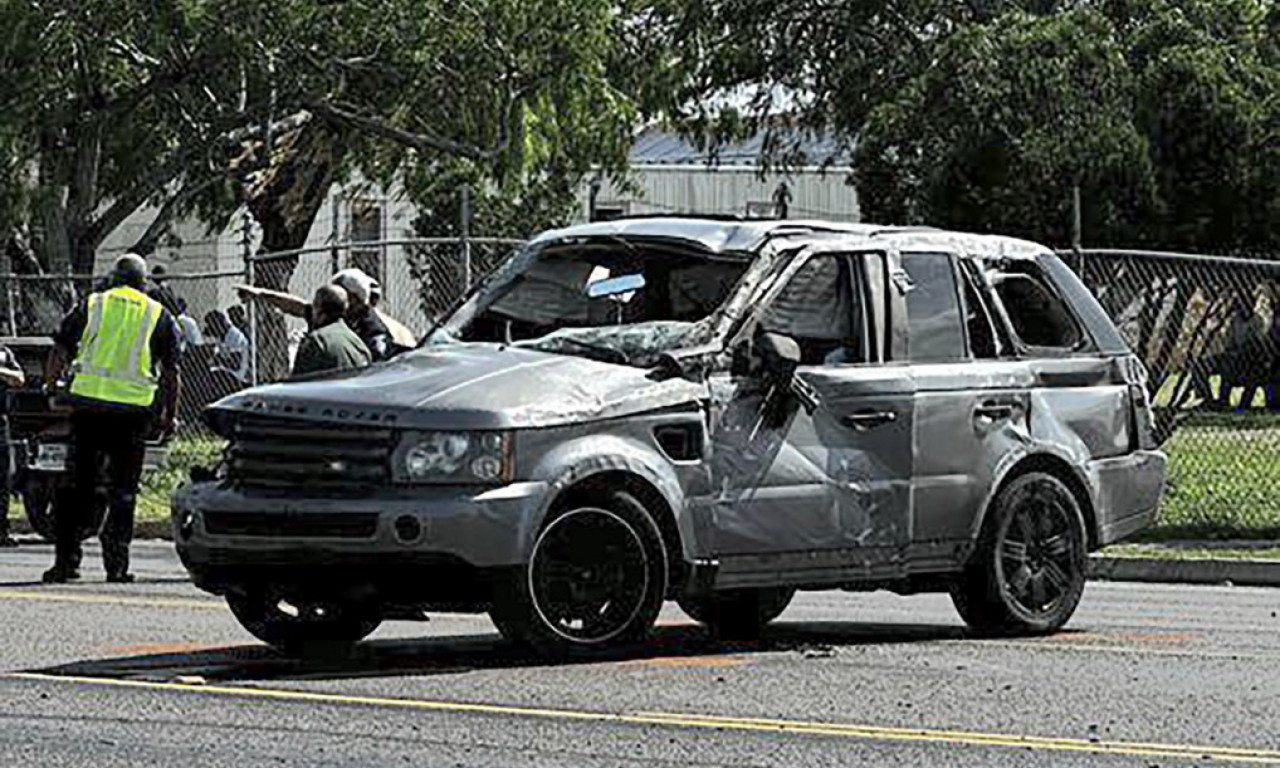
582,128,860,223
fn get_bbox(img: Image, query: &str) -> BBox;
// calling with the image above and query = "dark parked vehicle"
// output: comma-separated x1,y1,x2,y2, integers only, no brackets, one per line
172,218,1166,653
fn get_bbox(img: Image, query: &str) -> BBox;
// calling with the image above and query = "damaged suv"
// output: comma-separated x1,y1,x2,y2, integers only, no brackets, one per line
173,217,1166,653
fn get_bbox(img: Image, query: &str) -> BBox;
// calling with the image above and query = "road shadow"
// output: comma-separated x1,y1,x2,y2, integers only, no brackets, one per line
33,620,971,684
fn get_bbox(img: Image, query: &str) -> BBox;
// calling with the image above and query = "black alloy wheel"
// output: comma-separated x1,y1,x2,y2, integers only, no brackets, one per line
490,489,667,654
952,471,1087,636
226,587,382,654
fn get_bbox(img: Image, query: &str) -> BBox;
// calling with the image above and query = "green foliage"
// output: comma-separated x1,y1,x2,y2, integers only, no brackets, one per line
648,0,1280,252
0,0,644,277
855,9,1157,244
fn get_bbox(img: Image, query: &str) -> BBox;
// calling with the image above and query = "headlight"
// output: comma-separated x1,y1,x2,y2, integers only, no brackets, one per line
395,431,513,484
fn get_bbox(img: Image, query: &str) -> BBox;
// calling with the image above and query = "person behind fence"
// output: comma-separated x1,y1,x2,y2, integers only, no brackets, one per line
291,285,372,378
204,309,250,383
41,253,180,584
0,341,25,547
174,297,204,353
148,264,182,315
364,275,418,349
235,267,409,362
1190,296,1266,410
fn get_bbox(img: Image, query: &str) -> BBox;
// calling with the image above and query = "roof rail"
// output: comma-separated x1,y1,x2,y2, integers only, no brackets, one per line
604,212,753,223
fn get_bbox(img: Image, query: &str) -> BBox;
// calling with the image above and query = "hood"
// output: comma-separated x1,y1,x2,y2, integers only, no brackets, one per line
206,344,706,432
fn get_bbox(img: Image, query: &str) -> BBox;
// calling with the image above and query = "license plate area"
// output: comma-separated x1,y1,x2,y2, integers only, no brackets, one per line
31,443,68,471
27,443,168,472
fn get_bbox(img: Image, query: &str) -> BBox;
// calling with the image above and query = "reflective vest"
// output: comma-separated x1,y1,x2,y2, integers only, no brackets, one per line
69,285,164,407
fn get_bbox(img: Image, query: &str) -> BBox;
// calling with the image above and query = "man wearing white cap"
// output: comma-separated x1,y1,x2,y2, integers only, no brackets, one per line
237,267,411,362
359,273,418,349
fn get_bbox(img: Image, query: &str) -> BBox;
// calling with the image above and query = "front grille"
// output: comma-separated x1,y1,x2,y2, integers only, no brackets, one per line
226,415,394,491
204,511,379,538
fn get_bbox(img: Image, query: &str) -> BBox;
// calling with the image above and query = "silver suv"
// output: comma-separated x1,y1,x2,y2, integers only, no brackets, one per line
172,218,1166,654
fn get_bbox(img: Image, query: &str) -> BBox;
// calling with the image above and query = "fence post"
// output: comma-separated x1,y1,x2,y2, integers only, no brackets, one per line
241,208,257,385
330,191,341,274
460,184,472,290
4,277,14,336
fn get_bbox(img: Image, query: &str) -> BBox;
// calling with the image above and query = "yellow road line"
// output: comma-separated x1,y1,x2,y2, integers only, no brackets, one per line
0,589,220,610
8,672,1280,763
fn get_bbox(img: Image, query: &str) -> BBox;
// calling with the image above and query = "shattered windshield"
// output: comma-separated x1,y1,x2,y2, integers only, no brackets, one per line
430,239,750,367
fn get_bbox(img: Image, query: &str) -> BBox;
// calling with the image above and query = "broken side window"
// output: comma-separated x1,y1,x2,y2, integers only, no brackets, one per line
759,255,863,366
992,265,1084,350
901,252,966,363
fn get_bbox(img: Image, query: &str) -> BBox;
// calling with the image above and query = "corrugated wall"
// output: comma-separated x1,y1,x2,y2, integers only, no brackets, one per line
590,166,861,222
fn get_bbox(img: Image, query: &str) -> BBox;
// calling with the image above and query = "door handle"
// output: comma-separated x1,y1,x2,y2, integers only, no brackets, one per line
974,401,1016,421
842,410,897,430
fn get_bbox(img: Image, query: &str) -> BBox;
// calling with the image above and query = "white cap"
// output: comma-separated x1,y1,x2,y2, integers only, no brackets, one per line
330,268,376,305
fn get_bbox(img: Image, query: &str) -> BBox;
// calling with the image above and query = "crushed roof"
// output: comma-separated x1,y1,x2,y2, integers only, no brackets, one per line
530,216,1051,259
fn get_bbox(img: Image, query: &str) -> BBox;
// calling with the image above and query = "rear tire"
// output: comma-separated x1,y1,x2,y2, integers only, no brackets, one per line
951,472,1087,636
23,475,105,542
489,489,667,655
678,587,795,638
227,587,382,654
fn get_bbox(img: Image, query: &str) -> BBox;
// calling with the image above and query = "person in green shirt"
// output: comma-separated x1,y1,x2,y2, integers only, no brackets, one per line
291,285,372,378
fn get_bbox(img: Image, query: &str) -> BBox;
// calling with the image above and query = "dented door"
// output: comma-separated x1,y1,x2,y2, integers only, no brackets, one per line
700,366,914,555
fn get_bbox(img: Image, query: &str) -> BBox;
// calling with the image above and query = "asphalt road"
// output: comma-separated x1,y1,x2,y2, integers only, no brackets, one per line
1,539,1279,767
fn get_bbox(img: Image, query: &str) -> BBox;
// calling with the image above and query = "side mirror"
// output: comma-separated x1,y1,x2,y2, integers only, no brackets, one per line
754,332,801,378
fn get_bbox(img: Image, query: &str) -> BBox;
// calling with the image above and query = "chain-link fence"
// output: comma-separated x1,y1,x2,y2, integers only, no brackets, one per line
0,237,524,444
8,238,1280,540
247,237,522,381
1067,249,1280,538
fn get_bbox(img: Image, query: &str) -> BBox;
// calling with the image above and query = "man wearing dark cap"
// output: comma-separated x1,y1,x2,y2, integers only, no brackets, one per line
41,253,181,583
291,285,372,378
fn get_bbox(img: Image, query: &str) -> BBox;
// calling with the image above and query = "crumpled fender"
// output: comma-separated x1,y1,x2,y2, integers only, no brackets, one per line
968,393,1099,543
518,433,693,563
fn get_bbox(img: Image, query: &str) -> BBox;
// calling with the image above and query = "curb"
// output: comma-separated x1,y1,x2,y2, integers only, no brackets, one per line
1088,555,1280,587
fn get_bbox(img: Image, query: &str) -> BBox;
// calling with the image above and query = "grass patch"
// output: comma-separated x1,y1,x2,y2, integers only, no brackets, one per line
1099,543,1280,560
1137,411,1280,540
136,435,224,521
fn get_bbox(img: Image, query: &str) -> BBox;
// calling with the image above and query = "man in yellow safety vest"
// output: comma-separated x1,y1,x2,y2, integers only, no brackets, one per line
42,254,181,584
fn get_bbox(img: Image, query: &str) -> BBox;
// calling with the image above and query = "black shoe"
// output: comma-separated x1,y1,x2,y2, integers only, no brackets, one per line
106,572,135,584
42,566,80,584
0,536,17,548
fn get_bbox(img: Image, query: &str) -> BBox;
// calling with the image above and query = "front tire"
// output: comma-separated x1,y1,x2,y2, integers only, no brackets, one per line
227,588,382,653
679,587,795,638
489,489,667,655
951,472,1088,636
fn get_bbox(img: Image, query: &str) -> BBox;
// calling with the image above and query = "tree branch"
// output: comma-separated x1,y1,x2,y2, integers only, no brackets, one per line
81,148,193,252
130,172,224,255
306,100,498,160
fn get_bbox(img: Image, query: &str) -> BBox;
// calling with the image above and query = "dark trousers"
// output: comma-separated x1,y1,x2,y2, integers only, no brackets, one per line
54,409,151,574
0,419,10,539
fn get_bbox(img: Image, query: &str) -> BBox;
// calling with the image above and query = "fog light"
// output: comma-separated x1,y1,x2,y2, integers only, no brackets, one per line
394,515,422,543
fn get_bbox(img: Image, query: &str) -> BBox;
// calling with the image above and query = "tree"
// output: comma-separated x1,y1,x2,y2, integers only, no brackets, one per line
853,9,1157,245
0,0,250,275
